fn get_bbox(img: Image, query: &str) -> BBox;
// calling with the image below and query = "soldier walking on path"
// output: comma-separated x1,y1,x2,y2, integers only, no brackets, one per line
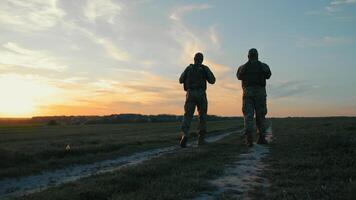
236,48,271,147
179,52,216,148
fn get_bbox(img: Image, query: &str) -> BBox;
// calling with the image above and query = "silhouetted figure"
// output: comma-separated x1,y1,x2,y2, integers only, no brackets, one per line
236,48,271,147
179,52,216,147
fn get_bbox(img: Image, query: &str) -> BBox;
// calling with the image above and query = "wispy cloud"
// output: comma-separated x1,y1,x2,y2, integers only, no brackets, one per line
169,4,230,77
0,0,65,31
64,22,130,62
0,42,67,71
83,0,121,24
296,36,353,47
170,4,211,21
306,0,356,15
209,25,221,47
269,81,318,99
330,0,356,5
167,3,239,116
325,0,356,12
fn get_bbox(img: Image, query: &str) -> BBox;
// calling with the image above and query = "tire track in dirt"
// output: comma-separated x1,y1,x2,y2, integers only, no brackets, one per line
0,130,241,200
194,126,272,200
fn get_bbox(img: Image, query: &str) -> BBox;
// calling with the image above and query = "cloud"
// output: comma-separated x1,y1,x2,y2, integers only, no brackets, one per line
167,3,240,116
69,44,81,51
269,80,318,99
325,5,341,12
306,0,356,15
124,85,173,94
56,69,182,109
169,4,230,77
0,42,68,71
325,0,356,12
83,0,121,24
39,70,185,116
0,0,65,31
98,38,131,61
209,26,221,47
296,36,353,47
64,22,130,61
169,4,212,21
330,0,356,5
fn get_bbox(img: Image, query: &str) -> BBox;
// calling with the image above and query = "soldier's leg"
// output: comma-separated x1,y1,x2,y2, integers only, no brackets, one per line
255,95,268,144
242,96,255,146
181,92,196,136
197,91,208,144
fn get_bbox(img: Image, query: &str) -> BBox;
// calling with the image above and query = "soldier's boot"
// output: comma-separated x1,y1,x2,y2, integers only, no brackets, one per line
256,133,268,144
245,133,253,147
198,130,206,146
180,134,188,148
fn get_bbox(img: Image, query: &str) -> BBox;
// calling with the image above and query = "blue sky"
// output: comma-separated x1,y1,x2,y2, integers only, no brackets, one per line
0,0,355,117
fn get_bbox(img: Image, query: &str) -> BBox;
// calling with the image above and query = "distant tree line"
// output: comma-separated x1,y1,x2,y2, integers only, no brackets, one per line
28,114,240,125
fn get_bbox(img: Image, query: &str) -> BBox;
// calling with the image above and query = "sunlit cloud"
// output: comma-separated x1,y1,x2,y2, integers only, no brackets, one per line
0,42,68,71
83,0,121,24
167,3,241,116
62,21,130,62
99,39,131,61
35,68,184,116
0,0,65,31
170,4,212,21
169,4,230,75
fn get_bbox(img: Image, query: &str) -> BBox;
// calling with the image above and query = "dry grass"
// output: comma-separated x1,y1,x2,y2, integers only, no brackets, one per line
0,120,239,179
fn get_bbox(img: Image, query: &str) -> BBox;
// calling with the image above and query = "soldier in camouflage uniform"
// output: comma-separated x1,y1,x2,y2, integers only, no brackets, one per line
236,48,271,147
179,52,216,148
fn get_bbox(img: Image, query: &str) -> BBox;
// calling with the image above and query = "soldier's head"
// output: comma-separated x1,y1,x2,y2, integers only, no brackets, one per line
194,52,204,65
248,48,258,61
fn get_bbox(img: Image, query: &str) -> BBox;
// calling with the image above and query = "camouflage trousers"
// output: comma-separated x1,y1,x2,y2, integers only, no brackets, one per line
181,89,208,136
242,87,268,137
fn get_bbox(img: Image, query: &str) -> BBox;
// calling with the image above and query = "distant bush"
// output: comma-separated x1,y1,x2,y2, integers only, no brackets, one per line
47,120,58,126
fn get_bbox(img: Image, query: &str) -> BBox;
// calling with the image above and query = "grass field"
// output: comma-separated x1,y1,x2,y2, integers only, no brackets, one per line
2,117,356,200
0,120,240,180
17,131,247,200
252,117,356,200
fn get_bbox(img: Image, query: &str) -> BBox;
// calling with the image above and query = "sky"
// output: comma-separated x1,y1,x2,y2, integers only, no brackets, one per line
0,0,355,117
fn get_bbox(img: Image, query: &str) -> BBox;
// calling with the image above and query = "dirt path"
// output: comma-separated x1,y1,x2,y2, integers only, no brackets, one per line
0,130,240,200
194,127,272,200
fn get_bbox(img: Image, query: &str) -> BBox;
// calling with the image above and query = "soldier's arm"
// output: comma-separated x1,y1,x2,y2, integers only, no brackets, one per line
179,66,189,84
204,66,216,84
262,63,271,79
236,65,245,80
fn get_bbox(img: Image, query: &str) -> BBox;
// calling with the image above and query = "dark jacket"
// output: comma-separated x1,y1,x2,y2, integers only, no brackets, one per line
179,64,216,91
237,60,271,89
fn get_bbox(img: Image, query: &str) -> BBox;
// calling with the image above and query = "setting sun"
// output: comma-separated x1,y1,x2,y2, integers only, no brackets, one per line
0,74,56,117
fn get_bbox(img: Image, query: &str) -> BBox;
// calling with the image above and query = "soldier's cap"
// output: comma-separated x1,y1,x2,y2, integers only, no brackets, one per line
248,48,258,56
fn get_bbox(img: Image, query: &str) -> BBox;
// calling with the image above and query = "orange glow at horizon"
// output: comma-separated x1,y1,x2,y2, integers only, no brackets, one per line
0,74,58,117
0,74,354,118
